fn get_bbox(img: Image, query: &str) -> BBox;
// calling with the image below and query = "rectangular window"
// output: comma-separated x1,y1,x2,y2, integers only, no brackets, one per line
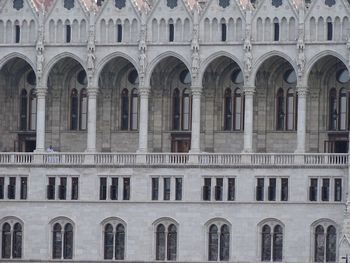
256,178,264,201
175,178,182,201
309,178,318,201
215,178,223,201
221,23,227,42
334,178,342,202
117,24,122,42
227,178,235,201
203,178,211,201
15,25,20,43
99,177,107,200
152,178,159,201
0,177,4,199
110,178,118,200
123,178,130,200
281,178,288,201
59,177,67,200
169,23,174,42
20,177,27,200
322,178,330,201
8,177,16,199
274,23,280,41
327,22,333,41
163,177,171,200
268,178,276,201
71,177,79,200
66,25,71,43
47,177,55,200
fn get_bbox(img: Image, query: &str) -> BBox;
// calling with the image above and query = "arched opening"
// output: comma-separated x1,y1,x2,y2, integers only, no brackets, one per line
150,56,191,152
98,57,139,152
0,57,36,152
202,56,244,152
308,55,349,153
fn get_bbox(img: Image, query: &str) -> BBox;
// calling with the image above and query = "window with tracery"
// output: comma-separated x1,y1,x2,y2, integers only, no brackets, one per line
261,222,283,262
121,88,139,131
103,220,126,260
314,223,337,262
208,222,230,261
52,220,74,259
1,219,22,259
155,221,177,261
70,71,88,131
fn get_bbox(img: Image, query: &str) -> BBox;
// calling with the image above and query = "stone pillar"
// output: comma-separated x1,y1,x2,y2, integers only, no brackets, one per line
138,87,150,153
86,88,98,152
243,86,255,153
295,87,308,153
190,87,202,153
35,88,47,152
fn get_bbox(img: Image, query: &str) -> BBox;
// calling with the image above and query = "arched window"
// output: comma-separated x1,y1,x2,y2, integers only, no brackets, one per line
286,88,295,131
329,88,337,130
173,89,180,130
29,89,37,130
120,88,139,131
314,223,337,262
182,89,190,130
155,220,178,261
276,88,285,130
224,88,232,130
261,222,283,261
208,222,230,261
102,219,126,260
79,89,87,130
130,89,138,130
20,89,28,131
339,88,347,130
276,86,297,131
52,220,74,259
70,89,78,130
121,89,129,130
1,219,23,259
234,88,242,130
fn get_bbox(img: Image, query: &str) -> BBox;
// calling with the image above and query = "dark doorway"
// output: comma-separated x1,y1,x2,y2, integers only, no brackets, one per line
325,133,349,153
171,134,191,153
17,134,36,152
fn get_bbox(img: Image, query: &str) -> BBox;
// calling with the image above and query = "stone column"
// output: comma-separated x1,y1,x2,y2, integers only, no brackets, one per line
35,88,47,152
295,86,308,153
243,86,255,153
190,87,202,153
138,87,150,153
86,88,98,152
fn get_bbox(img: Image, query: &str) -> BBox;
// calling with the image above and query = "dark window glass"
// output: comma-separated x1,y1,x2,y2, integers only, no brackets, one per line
175,178,182,201
79,89,87,130
71,177,78,200
277,88,285,130
66,24,71,43
115,0,126,9
12,223,22,258
173,89,180,130
29,89,37,131
111,178,118,200
156,224,166,260
64,0,74,10
208,224,218,261
262,225,271,261
309,178,318,201
52,223,62,259
219,0,230,7
20,177,27,200
77,70,87,85
268,178,276,201
220,225,230,261
215,178,223,201
224,88,232,131
115,224,125,260
273,225,283,261
315,225,325,262
167,224,177,260
221,23,227,41
182,89,190,130
169,23,174,42
59,177,67,200
164,178,171,200
334,179,342,202
20,89,28,131
2,223,11,258
130,89,138,130
70,89,78,130
15,25,20,43
0,177,4,199
152,178,159,200
117,24,122,42
123,178,130,200
121,89,129,130
47,177,55,200
326,226,336,262
256,178,264,201
336,69,350,84
8,177,16,199
203,178,211,201
100,177,107,200
166,0,177,8
63,223,73,259
329,89,337,130
13,0,24,10
283,70,297,84
281,178,288,201
128,70,139,85
322,178,330,201
179,70,191,84
327,22,333,41
104,224,113,259
234,88,242,130
228,178,235,201
274,22,279,41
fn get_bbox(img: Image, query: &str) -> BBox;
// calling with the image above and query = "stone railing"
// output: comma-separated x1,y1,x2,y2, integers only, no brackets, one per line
0,152,347,167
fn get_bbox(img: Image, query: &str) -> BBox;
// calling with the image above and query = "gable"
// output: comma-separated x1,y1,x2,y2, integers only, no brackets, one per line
0,0,38,21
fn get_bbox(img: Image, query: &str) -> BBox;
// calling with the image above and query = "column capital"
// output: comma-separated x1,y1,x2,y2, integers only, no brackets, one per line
87,87,99,97
36,88,47,97
297,86,308,97
191,86,202,96
243,85,255,95
139,86,150,97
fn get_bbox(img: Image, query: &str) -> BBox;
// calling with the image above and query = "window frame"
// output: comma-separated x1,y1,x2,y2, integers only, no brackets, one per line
0,217,23,260
50,217,75,260
101,217,127,260
258,219,284,262
153,218,179,261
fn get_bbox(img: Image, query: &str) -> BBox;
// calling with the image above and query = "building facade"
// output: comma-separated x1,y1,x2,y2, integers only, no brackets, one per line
1,0,350,262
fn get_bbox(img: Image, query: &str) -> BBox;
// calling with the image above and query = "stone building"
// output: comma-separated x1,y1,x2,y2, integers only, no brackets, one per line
0,0,350,262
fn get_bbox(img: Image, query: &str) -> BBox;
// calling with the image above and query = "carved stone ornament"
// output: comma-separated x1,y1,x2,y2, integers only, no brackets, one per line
325,0,335,7
272,0,282,7
115,0,126,9
64,0,75,10
167,0,178,9
13,0,24,10
219,0,230,8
